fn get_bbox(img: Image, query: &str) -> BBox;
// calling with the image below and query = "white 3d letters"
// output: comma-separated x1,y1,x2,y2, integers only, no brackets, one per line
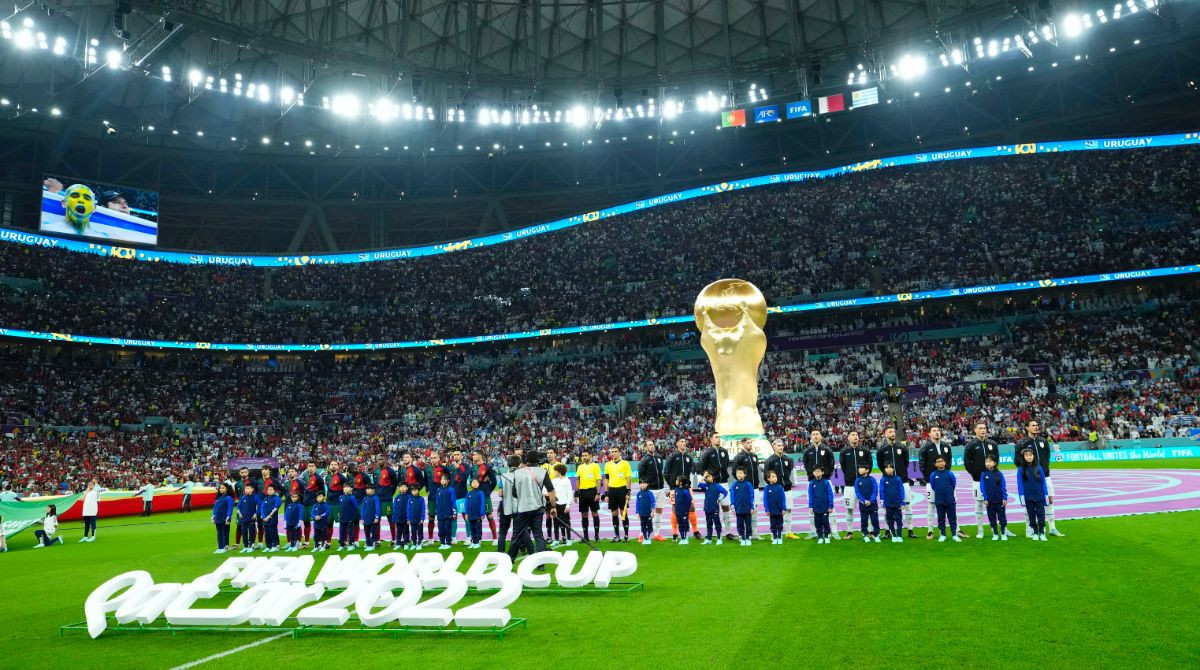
83,550,638,636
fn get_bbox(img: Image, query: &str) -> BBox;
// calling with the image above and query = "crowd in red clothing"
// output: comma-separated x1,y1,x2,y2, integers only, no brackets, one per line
2,290,1195,494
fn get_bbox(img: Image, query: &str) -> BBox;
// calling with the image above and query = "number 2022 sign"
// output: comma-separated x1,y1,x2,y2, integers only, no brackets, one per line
84,550,638,638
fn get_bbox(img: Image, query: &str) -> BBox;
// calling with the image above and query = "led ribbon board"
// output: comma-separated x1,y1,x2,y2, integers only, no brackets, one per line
0,263,1196,351
81,551,638,638
1,132,1197,266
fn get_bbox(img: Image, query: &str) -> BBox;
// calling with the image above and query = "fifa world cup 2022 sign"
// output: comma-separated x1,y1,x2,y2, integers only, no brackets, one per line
83,550,637,638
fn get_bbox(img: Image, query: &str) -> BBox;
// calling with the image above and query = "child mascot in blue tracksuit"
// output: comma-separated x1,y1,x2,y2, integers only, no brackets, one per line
1017,448,1050,541
284,493,303,551
731,468,755,546
391,484,410,548
259,486,282,552
929,457,960,542
672,477,694,544
212,484,233,553
636,482,655,545
466,480,488,548
854,467,881,542
880,463,908,543
763,471,787,545
338,484,359,550
236,485,260,552
980,456,1009,540
698,472,728,545
435,476,456,549
360,485,382,550
808,467,835,544
311,494,330,551
407,491,427,549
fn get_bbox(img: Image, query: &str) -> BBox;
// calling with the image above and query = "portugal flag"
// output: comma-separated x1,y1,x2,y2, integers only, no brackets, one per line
721,109,747,127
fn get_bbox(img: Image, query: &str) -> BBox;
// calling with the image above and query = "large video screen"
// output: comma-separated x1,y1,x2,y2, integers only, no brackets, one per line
40,175,159,245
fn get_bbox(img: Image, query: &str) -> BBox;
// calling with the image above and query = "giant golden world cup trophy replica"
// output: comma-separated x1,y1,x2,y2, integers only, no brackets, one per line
694,278,772,457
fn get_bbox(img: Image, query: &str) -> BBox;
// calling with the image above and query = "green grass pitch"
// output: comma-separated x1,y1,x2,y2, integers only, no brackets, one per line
2,459,1198,670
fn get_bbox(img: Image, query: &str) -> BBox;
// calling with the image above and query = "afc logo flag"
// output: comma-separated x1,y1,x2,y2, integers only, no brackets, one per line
786,101,812,118
753,105,779,123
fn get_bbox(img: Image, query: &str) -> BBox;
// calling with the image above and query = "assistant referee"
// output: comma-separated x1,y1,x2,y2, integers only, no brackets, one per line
603,447,633,542
576,450,603,542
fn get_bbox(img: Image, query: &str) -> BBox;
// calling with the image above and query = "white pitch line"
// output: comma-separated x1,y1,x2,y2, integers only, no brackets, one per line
166,633,290,670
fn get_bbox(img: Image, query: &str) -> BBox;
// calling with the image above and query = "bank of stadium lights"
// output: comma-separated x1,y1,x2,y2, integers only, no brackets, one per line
846,63,868,86
747,83,768,103
893,54,928,80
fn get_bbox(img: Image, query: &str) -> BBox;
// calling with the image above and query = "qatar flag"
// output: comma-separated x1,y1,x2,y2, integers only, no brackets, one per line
817,93,845,114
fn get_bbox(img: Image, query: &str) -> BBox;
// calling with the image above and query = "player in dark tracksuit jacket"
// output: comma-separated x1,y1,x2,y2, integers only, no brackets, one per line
802,431,836,538
919,429,957,538
732,444,761,488
699,435,734,539
963,423,1002,537
1014,420,1061,536
876,428,914,537
337,485,359,549
839,433,873,538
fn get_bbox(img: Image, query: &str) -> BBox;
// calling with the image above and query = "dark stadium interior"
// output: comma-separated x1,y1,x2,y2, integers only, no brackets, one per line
0,1,1197,502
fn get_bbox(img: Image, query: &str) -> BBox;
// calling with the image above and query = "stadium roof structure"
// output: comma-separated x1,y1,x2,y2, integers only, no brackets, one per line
0,1,1198,251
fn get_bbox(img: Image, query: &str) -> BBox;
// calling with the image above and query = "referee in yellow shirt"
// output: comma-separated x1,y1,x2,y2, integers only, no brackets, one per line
576,450,603,541
602,447,633,542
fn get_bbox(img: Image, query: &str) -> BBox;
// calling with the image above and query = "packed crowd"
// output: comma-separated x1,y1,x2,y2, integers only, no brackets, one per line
2,291,1195,494
1,148,1199,343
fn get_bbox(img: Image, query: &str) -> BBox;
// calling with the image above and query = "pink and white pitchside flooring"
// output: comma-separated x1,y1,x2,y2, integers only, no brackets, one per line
293,468,1200,542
